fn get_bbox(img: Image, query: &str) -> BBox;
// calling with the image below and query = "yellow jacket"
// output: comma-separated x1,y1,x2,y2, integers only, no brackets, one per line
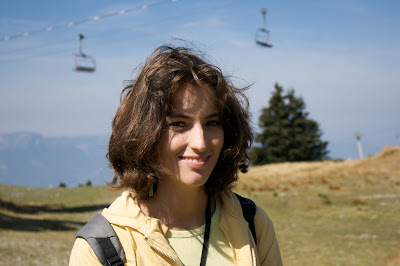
69,190,282,266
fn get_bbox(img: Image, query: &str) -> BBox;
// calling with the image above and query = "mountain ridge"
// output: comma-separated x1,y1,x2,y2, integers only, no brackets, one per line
0,132,113,187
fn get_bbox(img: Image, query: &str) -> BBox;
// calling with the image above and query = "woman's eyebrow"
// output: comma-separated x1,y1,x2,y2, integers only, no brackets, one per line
167,113,190,119
167,112,219,119
206,113,220,119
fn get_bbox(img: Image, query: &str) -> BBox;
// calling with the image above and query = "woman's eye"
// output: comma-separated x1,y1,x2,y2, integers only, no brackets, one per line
207,120,221,126
169,121,185,128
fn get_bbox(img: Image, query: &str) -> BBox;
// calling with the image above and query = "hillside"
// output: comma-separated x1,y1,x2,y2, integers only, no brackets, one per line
0,146,399,265
238,145,400,191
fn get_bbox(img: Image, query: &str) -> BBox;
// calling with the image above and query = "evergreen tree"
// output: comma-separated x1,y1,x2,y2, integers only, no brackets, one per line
250,83,328,165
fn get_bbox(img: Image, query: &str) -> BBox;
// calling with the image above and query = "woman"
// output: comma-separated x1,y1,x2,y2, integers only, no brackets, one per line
70,45,282,266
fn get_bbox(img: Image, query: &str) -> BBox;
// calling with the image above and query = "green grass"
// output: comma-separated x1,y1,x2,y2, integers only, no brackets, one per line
0,185,121,266
1,170,399,265
0,184,120,206
242,177,400,266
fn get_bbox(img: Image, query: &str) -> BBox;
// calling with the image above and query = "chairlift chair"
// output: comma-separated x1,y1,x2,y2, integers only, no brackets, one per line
255,28,273,48
74,54,96,72
255,8,273,48
74,34,96,72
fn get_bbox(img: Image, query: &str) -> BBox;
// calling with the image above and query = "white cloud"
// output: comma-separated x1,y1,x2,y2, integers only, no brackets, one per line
30,160,42,167
0,163,7,175
182,18,223,28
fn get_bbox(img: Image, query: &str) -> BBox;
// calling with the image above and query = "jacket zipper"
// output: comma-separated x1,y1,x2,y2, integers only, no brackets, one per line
145,239,183,266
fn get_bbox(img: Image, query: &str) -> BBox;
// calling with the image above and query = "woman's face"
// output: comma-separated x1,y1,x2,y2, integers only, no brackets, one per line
159,85,224,189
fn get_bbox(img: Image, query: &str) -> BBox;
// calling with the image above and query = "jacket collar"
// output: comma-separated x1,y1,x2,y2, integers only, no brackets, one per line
102,191,169,237
102,190,256,266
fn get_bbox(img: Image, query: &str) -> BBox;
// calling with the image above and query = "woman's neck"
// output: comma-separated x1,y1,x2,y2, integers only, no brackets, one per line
137,183,211,230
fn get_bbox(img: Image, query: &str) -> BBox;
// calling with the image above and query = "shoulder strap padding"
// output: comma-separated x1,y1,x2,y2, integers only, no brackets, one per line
76,214,125,266
234,193,257,245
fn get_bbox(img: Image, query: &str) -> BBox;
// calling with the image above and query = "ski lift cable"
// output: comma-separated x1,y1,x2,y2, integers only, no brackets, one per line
0,0,176,43
90,0,250,36
0,16,260,63
0,0,252,58
0,12,260,63
0,0,253,44
0,10,258,64
0,0,321,62
0,0,249,56
1,0,321,44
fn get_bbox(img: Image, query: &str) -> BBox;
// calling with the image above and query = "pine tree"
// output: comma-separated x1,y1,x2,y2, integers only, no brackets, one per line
249,83,328,165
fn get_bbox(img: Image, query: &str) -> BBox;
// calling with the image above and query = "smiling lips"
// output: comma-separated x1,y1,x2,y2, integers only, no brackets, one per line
179,156,210,167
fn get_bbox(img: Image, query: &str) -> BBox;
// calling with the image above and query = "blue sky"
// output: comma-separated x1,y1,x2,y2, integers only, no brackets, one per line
0,0,399,160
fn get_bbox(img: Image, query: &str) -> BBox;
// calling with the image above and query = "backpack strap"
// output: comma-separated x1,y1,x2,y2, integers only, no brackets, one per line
76,214,125,266
234,193,257,245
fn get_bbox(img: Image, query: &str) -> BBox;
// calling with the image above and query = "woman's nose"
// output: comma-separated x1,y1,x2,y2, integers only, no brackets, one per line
188,124,207,152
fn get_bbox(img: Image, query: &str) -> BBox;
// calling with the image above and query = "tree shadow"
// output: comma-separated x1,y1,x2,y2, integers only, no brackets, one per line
0,197,108,214
0,197,107,231
0,212,86,231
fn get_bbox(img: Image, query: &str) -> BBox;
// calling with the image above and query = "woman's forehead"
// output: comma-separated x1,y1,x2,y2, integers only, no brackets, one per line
170,85,218,114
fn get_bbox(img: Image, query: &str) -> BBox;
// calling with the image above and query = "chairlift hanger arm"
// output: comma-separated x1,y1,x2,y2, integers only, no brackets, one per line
255,8,273,48
74,33,96,72
78,34,85,56
261,8,267,29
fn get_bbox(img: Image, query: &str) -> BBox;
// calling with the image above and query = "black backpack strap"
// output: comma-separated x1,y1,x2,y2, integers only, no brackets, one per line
76,214,125,266
234,193,257,245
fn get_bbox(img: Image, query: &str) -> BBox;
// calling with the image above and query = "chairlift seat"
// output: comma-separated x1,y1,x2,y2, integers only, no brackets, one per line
74,54,96,72
255,28,273,48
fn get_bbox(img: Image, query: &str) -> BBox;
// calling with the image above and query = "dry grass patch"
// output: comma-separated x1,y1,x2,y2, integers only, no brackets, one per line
351,197,368,206
239,145,400,191
382,254,400,266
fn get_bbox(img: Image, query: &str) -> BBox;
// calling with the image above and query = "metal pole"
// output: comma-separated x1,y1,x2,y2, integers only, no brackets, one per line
261,8,267,29
78,34,85,56
355,133,364,159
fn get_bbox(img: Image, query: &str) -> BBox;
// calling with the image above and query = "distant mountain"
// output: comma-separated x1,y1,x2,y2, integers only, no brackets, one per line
0,132,113,187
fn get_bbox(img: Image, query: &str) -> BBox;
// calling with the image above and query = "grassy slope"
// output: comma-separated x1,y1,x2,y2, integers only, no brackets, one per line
1,146,399,265
0,186,121,266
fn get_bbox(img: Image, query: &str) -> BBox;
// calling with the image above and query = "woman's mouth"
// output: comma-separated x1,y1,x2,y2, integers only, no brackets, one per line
179,156,210,167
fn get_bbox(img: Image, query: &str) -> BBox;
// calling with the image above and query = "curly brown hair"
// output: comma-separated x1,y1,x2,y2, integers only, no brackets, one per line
107,44,252,199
